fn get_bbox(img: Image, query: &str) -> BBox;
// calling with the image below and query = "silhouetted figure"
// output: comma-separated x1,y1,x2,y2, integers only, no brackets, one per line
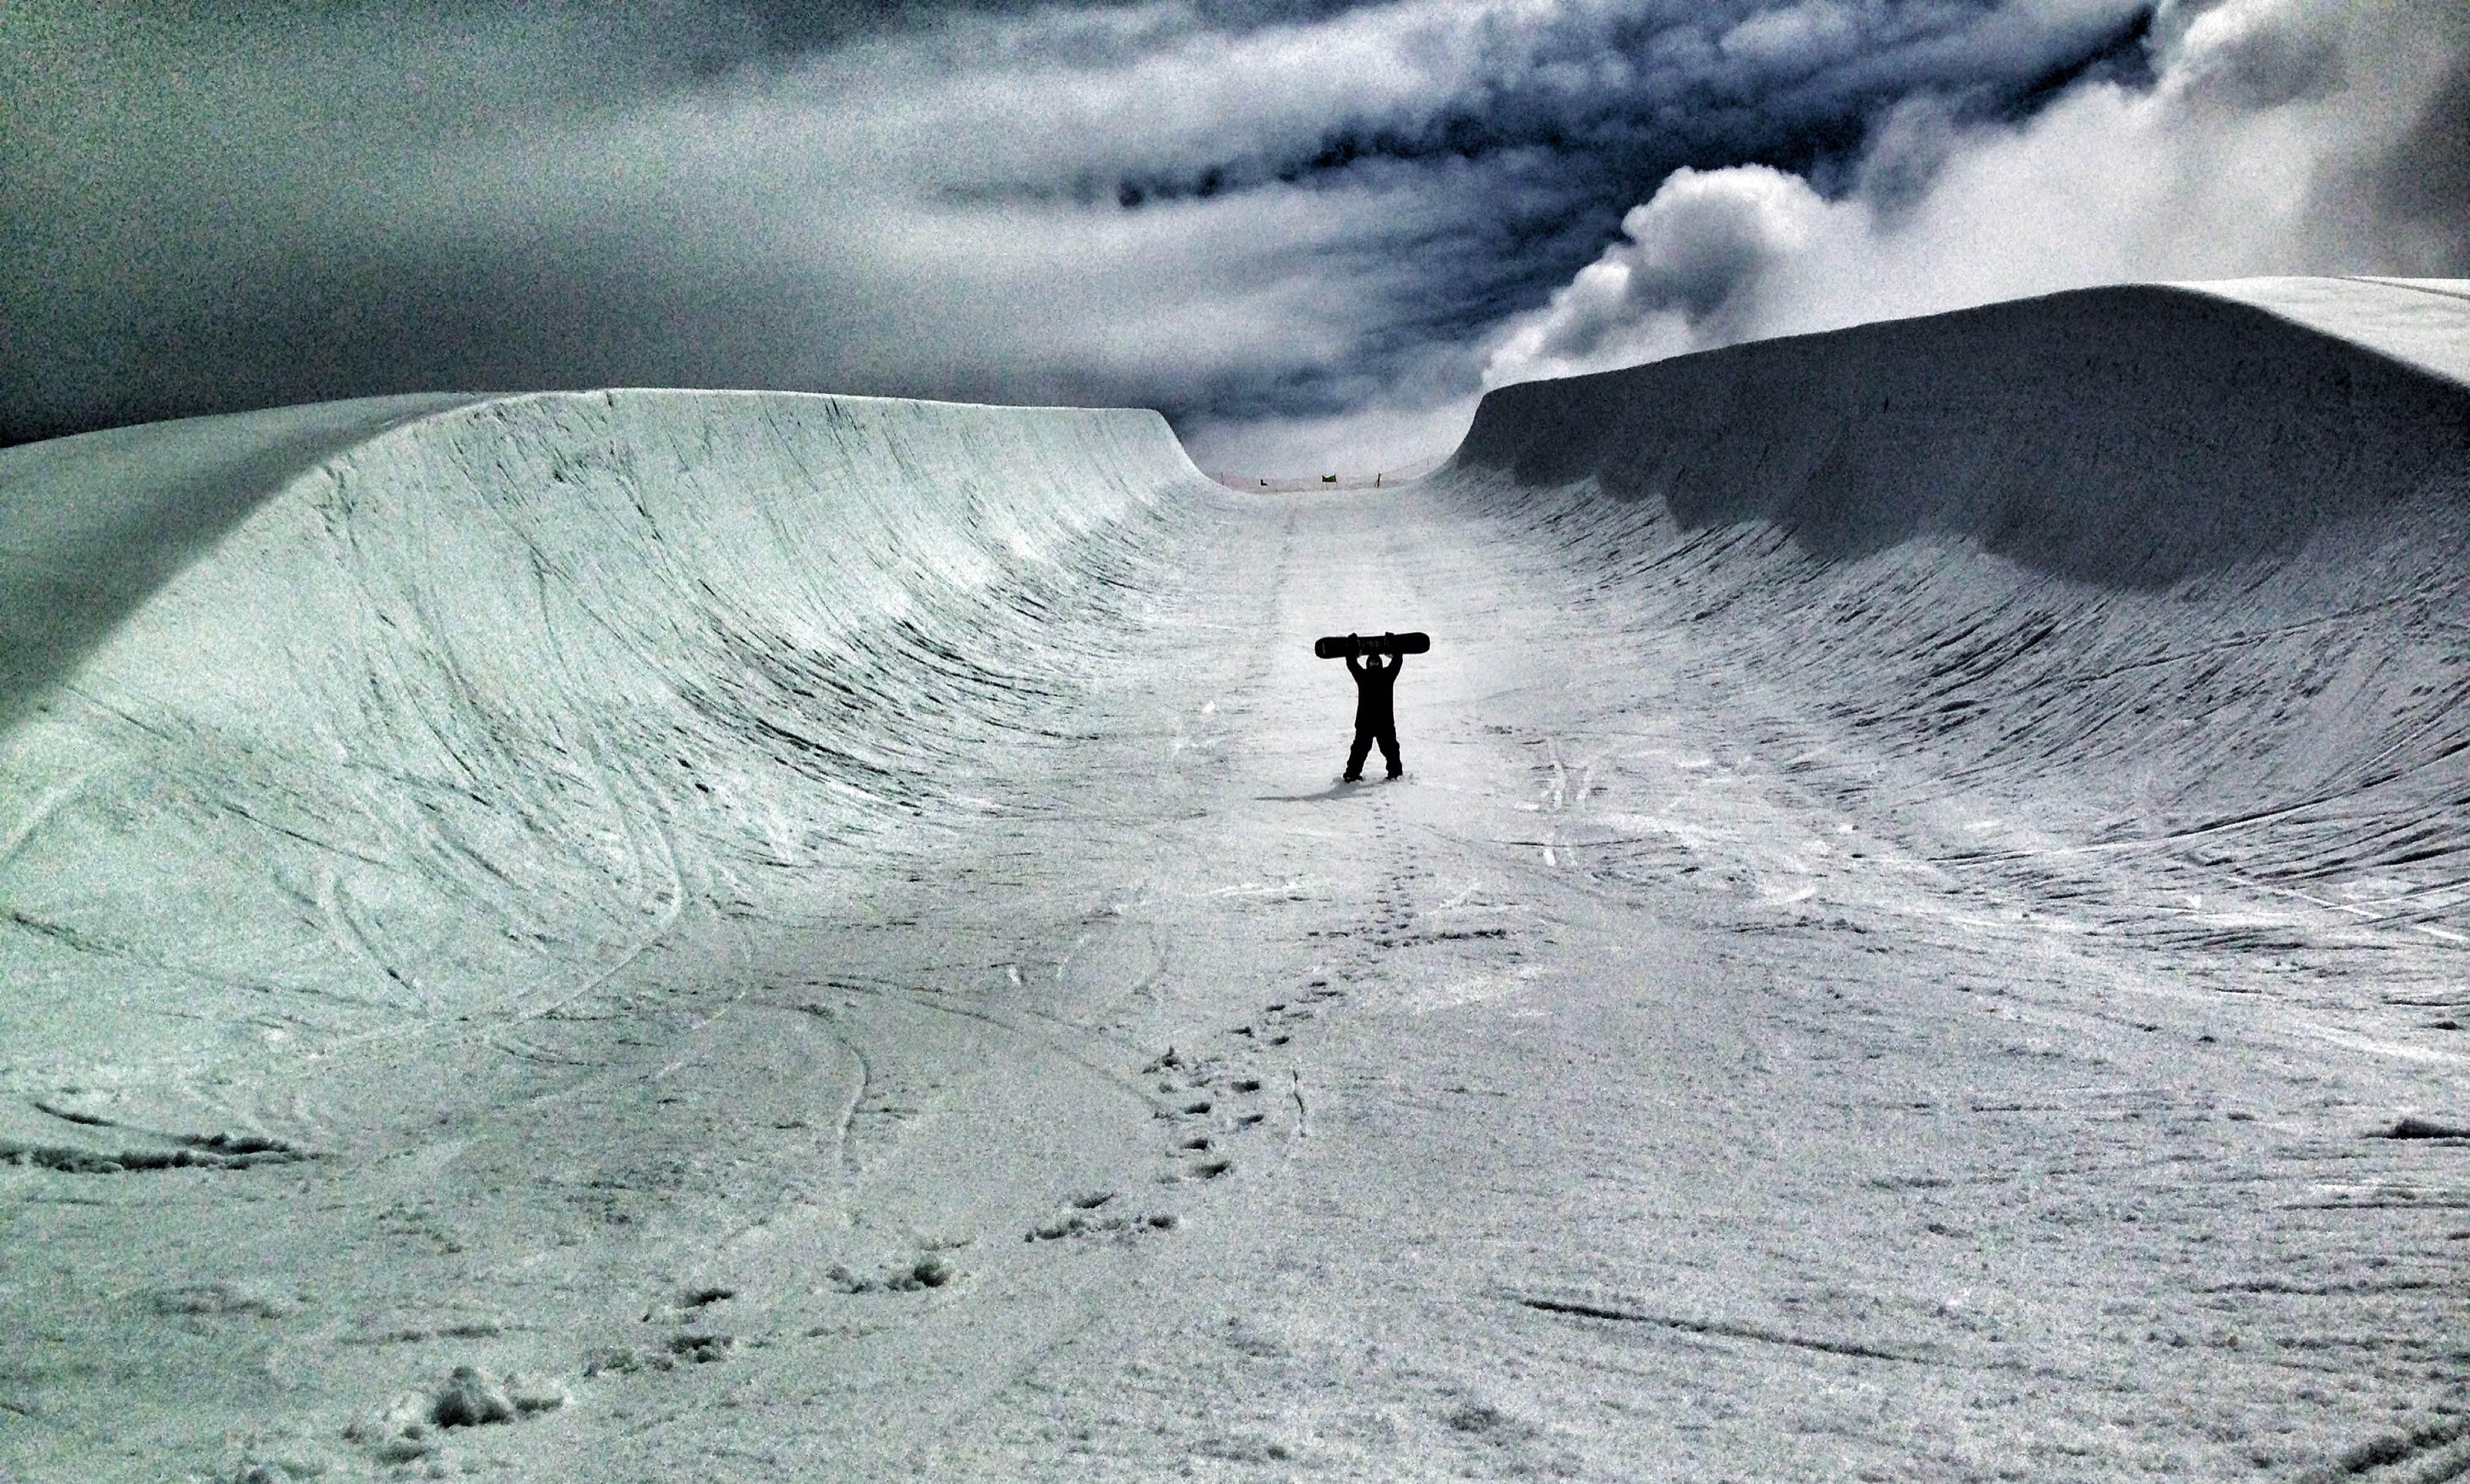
1342,636,1404,781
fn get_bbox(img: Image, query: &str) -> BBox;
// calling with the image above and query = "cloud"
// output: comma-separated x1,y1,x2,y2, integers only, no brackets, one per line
1,0,2265,470
1485,0,2470,390
1499,164,1841,380
4,0,1564,452
1719,1,1868,72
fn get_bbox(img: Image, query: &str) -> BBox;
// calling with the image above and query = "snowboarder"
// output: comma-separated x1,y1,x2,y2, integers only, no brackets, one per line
1341,634,1405,781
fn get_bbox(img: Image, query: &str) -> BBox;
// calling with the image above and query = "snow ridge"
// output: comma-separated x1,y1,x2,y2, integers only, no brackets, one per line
1451,281,2470,586
0,390,1216,1109
1434,277,2470,935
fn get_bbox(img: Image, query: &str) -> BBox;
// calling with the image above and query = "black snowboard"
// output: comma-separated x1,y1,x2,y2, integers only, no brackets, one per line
1314,631,1430,660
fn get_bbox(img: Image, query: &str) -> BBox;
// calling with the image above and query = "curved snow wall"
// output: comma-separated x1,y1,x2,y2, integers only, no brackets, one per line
1456,284,2469,586
1441,282,2470,923
0,390,1215,1086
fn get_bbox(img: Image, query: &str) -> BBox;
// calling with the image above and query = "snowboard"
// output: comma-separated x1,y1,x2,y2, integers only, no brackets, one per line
1314,631,1430,660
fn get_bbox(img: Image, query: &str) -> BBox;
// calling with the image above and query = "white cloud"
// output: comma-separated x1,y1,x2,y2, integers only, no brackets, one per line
1484,165,1856,383
1484,0,2470,390
1720,1,1867,72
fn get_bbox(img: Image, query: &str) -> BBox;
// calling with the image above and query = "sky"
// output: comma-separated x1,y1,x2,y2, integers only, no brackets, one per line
4,0,2464,475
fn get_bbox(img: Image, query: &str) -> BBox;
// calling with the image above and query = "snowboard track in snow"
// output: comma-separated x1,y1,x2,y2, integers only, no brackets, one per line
1507,1293,1928,1364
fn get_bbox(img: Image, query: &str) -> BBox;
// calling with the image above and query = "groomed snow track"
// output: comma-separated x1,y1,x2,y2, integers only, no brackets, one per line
6,280,2469,1483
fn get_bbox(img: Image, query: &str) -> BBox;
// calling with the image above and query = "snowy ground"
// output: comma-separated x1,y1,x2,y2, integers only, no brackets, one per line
4,284,2468,1482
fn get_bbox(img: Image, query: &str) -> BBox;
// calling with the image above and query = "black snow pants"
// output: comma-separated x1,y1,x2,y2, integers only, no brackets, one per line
1346,722,1401,780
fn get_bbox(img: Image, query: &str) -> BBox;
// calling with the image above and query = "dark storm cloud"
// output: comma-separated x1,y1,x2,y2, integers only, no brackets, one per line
1484,0,2470,393
6,0,2450,472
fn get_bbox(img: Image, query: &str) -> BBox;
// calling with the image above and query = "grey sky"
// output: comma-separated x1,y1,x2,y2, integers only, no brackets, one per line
5,0,2461,472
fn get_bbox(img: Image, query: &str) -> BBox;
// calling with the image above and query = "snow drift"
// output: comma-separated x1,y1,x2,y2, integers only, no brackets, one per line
1439,277,2470,926
0,391,1213,1133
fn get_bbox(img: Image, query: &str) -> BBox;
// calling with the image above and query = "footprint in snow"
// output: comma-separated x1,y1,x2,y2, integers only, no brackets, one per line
345,1364,566,1464
1026,1190,1177,1241
829,1254,957,1291
643,1283,736,1322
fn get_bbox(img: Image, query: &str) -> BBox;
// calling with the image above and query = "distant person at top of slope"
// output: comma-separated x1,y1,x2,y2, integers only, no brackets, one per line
1342,634,1405,782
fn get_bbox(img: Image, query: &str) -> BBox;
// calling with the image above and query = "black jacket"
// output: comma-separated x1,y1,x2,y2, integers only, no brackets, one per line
1346,652,1401,728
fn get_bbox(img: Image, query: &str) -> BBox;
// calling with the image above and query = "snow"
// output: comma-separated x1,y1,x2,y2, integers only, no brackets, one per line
2190,277,2470,388
1,394,486,735
5,282,2469,1482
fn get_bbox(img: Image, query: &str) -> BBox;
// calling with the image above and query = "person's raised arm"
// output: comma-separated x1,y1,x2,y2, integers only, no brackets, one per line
1345,651,1364,677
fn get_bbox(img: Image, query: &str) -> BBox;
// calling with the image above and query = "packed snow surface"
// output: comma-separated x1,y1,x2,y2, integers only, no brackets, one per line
4,280,2467,1482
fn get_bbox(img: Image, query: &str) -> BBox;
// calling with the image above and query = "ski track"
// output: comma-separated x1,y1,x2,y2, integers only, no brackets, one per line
4,284,2469,1481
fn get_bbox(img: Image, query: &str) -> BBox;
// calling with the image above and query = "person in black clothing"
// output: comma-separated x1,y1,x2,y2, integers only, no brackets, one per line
1342,634,1405,781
